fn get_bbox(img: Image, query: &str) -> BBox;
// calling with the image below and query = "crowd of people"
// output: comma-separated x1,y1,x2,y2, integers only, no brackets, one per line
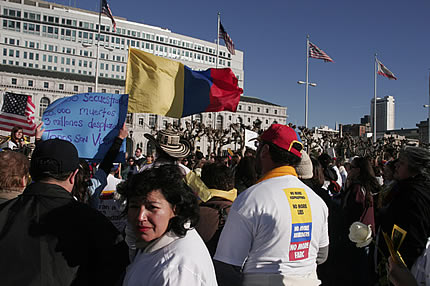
0,123,429,286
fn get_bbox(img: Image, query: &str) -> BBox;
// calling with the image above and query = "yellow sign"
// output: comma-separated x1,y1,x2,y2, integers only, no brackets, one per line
284,188,312,261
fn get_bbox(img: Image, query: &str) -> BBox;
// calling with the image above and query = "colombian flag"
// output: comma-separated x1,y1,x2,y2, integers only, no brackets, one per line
125,48,243,118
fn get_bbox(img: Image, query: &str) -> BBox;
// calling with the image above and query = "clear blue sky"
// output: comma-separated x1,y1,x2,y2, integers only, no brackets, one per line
52,0,430,129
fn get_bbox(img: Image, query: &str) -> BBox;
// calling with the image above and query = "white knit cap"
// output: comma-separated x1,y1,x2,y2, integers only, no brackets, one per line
296,151,313,179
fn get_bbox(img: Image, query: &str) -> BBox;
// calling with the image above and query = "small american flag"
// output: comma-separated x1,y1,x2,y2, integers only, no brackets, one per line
377,59,397,80
0,92,36,136
309,42,333,62
101,0,116,32
219,23,235,55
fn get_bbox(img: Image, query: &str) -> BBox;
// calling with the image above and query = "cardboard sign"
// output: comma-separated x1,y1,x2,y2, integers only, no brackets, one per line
41,93,128,162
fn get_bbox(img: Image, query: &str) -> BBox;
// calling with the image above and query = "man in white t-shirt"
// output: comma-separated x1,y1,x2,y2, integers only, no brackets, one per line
214,124,329,286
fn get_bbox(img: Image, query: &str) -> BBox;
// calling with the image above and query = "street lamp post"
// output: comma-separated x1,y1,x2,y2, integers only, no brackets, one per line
297,80,317,128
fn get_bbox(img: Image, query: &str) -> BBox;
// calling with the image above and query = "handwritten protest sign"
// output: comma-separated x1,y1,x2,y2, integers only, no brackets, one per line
41,93,128,162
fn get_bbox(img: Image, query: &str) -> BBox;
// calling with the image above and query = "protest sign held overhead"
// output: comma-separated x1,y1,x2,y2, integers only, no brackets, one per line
41,93,128,162
125,48,243,118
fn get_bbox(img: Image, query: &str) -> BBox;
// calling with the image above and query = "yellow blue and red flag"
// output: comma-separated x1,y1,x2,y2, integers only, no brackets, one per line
125,48,243,118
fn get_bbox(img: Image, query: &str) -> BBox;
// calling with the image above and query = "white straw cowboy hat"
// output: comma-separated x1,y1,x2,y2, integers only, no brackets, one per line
144,130,191,158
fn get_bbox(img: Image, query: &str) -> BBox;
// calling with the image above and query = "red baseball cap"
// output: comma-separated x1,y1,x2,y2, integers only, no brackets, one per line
258,124,303,158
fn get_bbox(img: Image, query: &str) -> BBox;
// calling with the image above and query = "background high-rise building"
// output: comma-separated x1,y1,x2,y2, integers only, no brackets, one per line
370,95,395,135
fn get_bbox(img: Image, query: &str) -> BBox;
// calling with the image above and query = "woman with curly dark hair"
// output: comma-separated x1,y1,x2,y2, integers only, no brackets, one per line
119,165,217,286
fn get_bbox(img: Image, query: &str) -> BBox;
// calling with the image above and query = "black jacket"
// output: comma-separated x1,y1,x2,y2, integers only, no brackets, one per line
0,182,129,286
381,175,430,268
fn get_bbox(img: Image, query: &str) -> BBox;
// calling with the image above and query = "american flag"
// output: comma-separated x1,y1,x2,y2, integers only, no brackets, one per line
377,59,397,80
0,92,36,136
219,23,235,55
101,0,116,32
309,42,333,62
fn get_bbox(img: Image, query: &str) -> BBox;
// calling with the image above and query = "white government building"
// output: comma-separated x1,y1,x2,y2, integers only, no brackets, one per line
0,0,287,155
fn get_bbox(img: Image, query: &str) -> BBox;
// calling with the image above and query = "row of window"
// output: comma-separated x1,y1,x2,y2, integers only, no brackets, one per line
9,78,121,94
3,26,230,68
238,104,280,115
2,46,125,77
3,7,233,57
133,113,280,131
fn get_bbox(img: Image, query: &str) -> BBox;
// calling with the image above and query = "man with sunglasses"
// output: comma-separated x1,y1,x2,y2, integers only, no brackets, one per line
214,124,329,286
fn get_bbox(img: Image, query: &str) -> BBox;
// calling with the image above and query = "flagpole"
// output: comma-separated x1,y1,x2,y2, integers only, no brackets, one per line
428,70,430,146
373,54,377,143
216,12,220,68
94,0,102,92
305,35,310,128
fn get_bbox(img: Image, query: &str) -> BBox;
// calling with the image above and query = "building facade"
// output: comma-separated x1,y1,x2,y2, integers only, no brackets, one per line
0,0,287,155
340,123,367,137
370,95,395,135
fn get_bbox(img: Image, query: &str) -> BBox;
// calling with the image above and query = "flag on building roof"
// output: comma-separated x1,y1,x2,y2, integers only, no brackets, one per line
309,42,334,62
377,59,397,80
125,48,243,118
219,23,235,55
101,0,116,32
0,92,36,136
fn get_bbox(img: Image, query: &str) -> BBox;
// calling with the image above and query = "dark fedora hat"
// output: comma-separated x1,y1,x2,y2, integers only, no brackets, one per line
144,129,191,159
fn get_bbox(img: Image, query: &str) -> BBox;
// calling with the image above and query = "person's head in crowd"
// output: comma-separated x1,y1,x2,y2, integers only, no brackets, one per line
135,147,143,158
234,156,258,193
117,165,199,243
348,156,380,196
395,147,430,181
10,126,24,143
383,159,398,183
231,154,241,166
127,156,135,166
146,154,154,164
254,124,303,176
297,151,325,191
221,156,229,167
201,163,235,192
72,159,92,203
244,148,256,157
30,139,79,193
318,153,333,170
208,153,216,163
374,165,383,177
0,151,29,200
349,157,375,180
335,157,345,168
384,147,396,162
318,153,338,182
188,153,196,162
195,150,204,161
110,163,120,175
311,157,325,188
344,162,352,173
296,151,313,180
181,157,190,167
144,130,191,164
